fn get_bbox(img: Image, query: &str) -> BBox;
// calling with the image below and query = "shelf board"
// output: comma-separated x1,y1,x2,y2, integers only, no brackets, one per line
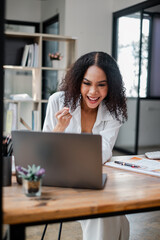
4,66,67,71
4,99,40,103
3,65,39,71
41,100,48,103
41,67,67,71
42,33,77,42
5,31,41,38
5,31,77,42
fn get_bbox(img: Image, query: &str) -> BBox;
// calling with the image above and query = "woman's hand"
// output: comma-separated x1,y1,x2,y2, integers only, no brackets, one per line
53,107,72,132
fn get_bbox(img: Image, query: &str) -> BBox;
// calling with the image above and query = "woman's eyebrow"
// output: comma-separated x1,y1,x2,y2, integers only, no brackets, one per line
98,80,107,83
83,78,107,83
83,78,90,82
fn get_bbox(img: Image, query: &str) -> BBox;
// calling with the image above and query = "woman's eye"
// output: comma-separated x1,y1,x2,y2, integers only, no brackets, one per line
83,82,90,86
98,84,106,87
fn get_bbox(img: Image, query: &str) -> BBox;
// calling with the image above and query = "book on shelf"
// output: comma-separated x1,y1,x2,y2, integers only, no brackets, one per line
27,44,34,67
21,43,39,67
32,110,39,131
6,110,13,134
6,103,18,134
21,44,30,67
33,43,39,67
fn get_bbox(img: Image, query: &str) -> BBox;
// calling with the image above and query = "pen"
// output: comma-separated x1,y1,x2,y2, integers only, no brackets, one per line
114,161,140,168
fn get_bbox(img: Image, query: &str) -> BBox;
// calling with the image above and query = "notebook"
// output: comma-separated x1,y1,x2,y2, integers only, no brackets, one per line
11,130,107,189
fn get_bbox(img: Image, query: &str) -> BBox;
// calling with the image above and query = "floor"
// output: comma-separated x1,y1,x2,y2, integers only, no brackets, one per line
25,211,160,240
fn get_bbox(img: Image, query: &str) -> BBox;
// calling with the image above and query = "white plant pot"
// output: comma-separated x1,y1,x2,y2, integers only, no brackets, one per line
51,60,60,69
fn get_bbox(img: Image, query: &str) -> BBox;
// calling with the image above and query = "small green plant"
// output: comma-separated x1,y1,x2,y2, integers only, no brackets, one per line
45,81,58,96
46,86,57,96
16,164,45,181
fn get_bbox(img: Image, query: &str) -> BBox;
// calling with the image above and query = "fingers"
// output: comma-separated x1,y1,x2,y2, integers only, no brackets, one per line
53,107,72,132
55,107,72,125
55,107,69,115
62,113,72,120
58,111,72,121
55,107,70,118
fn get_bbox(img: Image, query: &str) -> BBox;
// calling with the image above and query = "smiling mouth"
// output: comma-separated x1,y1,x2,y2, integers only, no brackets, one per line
87,96,100,103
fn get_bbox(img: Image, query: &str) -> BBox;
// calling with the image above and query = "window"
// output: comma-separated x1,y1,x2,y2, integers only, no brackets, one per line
112,1,160,155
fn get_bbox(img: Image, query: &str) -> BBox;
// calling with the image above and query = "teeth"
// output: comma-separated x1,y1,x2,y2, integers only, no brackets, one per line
88,97,99,101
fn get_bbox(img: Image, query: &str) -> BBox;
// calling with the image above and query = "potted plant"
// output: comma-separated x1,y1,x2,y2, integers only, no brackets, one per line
16,164,45,197
48,52,63,68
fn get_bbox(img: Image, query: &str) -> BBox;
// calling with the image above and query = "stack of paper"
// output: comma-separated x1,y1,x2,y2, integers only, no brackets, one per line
10,94,32,101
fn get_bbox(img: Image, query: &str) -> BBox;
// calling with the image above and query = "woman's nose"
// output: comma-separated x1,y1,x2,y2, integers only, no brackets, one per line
89,86,98,94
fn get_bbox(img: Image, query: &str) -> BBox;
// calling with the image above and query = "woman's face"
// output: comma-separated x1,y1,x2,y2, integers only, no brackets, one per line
80,65,108,110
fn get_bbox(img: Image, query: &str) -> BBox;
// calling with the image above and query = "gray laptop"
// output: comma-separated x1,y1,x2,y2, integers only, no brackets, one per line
12,131,107,189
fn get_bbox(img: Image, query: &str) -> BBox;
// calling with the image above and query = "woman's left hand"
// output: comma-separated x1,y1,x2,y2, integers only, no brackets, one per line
53,107,72,132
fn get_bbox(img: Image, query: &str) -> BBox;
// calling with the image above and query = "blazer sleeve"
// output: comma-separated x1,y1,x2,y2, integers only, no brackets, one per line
99,119,121,164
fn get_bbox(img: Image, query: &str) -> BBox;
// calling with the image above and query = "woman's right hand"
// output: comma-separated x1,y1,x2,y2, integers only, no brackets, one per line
53,107,72,132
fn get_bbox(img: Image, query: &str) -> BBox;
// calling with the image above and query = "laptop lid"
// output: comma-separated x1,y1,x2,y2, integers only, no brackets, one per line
12,130,107,189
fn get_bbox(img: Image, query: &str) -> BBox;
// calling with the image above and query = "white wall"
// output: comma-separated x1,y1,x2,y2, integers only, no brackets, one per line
5,0,41,22
64,0,113,56
113,0,145,12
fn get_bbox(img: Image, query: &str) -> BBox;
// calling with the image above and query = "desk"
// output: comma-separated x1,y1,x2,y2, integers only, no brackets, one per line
3,164,160,240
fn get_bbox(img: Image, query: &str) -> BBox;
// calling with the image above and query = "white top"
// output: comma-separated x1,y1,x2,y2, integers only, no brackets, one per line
43,91,121,164
43,91,129,240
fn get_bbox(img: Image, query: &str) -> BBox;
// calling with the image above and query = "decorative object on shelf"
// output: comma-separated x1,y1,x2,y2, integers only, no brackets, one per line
48,52,63,68
16,164,45,197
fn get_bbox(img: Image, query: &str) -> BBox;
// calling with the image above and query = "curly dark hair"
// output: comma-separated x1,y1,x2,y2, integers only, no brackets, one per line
60,51,127,123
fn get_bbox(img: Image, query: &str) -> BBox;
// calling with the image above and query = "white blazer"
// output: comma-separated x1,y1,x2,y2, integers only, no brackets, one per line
43,91,121,164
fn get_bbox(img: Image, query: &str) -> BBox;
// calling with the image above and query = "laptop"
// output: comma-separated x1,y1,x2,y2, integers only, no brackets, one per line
12,130,107,189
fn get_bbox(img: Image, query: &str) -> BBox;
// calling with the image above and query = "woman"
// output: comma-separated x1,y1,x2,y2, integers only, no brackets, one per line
43,51,129,240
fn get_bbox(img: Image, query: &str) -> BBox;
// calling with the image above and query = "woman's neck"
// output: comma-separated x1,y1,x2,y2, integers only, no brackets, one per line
81,99,98,114
81,100,98,133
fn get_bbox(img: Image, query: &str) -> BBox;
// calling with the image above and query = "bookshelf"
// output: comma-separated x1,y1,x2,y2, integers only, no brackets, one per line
4,31,77,134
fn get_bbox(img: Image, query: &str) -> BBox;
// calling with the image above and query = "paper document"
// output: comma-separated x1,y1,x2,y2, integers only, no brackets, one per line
106,156,160,177
10,93,32,101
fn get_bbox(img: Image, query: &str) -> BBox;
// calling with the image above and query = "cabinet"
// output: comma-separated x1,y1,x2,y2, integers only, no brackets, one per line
4,31,77,134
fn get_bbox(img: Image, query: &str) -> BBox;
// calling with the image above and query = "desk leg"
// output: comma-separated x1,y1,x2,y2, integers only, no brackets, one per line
8,225,25,240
